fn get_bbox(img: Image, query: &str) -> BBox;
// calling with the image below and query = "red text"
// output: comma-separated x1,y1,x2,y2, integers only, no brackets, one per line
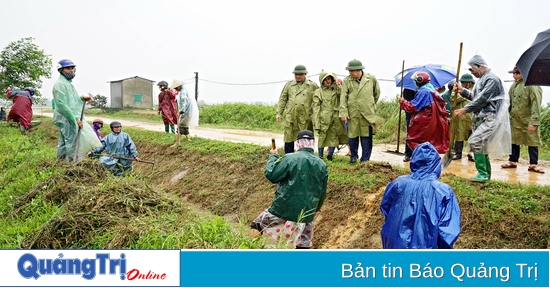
126,269,167,280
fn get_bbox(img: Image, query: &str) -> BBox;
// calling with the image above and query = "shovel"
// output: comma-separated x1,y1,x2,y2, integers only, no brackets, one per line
442,42,464,169
385,60,406,156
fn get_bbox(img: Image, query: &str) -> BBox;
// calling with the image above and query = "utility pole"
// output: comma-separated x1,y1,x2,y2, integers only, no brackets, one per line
194,72,199,101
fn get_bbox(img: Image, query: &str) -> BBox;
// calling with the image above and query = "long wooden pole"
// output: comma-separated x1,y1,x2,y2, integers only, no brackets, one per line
442,42,463,168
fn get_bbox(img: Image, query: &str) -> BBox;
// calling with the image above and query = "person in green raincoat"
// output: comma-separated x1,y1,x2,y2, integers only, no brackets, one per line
312,71,348,160
276,65,319,154
500,67,544,174
339,59,384,164
52,59,101,162
448,74,475,161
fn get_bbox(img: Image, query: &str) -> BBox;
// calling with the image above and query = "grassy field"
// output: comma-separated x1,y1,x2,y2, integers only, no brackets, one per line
0,118,548,249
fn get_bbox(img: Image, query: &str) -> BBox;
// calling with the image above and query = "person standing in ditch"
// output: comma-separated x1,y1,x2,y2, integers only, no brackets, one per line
249,130,328,249
453,55,511,182
276,65,319,154
500,67,544,174
157,80,178,134
339,59,384,164
312,71,347,160
88,121,141,176
450,74,475,162
380,142,461,249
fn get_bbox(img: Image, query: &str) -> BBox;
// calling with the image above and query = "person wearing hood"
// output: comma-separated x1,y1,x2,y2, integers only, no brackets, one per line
249,130,328,249
52,59,101,162
339,59,384,164
399,72,450,154
88,121,141,176
380,142,461,249
312,71,347,160
454,55,511,182
501,67,544,174
5,87,34,133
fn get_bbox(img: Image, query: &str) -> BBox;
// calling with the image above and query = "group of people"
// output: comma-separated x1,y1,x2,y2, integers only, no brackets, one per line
276,60,384,164
156,79,197,146
252,53,545,249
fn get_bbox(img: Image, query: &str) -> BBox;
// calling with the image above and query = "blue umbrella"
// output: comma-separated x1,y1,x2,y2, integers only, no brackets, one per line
394,64,456,90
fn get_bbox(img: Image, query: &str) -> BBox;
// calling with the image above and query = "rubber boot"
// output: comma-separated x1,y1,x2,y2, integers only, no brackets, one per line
170,124,176,134
327,147,335,161
452,141,463,160
470,153,489,182
164,124,169,133
485,155,491,180
318,148,324,159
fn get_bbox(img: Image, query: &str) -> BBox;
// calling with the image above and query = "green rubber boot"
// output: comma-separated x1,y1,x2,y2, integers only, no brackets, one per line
470,153,489,182
485,155,491,180
164,124,169,133
170,124,176,134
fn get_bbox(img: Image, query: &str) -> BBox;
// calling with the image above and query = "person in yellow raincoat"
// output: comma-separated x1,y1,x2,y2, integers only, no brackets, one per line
451,74,475,161
276,65,319,154
52,59,101,162
339,59,384,164
312,71,348,160
500,67,544,174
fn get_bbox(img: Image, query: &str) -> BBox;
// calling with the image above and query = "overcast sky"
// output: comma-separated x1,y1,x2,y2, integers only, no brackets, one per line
1,0,549,106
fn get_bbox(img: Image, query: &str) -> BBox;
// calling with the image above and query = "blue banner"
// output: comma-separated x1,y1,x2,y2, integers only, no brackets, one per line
180,250,549,287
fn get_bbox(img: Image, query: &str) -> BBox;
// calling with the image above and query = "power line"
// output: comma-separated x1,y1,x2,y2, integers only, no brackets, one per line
199,73,321,86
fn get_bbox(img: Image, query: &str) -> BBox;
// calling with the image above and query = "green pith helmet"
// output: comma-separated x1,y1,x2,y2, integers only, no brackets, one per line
293,64,308,74
459,74,475,83
345,59,365,71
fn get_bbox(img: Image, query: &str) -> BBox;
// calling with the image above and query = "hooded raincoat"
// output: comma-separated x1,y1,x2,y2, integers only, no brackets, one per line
312,71,348,148
91,129,139,176
442,89,472,142
339,72,384,138
380,142,461,249
52,75,101,162
265,147,328,223
460,70,511,156
508,79,543,147
277,79,319,142
400,83,450,153
5,89,33,129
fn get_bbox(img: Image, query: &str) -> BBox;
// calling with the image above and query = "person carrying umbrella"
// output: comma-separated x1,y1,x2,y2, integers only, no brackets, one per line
500,67,544,174
399,72,449,154
453,55,511,182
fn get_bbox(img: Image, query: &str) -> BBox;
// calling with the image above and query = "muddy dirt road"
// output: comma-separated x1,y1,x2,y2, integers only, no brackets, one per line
37,112,549,186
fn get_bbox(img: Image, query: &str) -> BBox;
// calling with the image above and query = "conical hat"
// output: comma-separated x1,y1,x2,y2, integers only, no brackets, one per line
170,79,185,89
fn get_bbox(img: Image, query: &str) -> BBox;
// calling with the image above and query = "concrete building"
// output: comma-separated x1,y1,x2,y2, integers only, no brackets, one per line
108,76,155,109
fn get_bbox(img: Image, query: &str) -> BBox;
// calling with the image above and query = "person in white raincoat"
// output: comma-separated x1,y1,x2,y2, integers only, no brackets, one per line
52,59,101,162
171,79,193,146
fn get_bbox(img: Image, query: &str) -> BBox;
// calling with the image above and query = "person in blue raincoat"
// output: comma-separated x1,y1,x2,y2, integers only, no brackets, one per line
380,142,461,249
88,121,141,176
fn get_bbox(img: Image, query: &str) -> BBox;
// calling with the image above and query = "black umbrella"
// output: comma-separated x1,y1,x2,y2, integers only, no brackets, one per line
516,28,550,86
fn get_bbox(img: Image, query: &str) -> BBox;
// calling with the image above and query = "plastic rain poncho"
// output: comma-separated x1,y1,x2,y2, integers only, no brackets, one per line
460,66,511,156
91,130,138,176
6,89,33,129
380,142,461,249
52,75,101,162
177,87,192,127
